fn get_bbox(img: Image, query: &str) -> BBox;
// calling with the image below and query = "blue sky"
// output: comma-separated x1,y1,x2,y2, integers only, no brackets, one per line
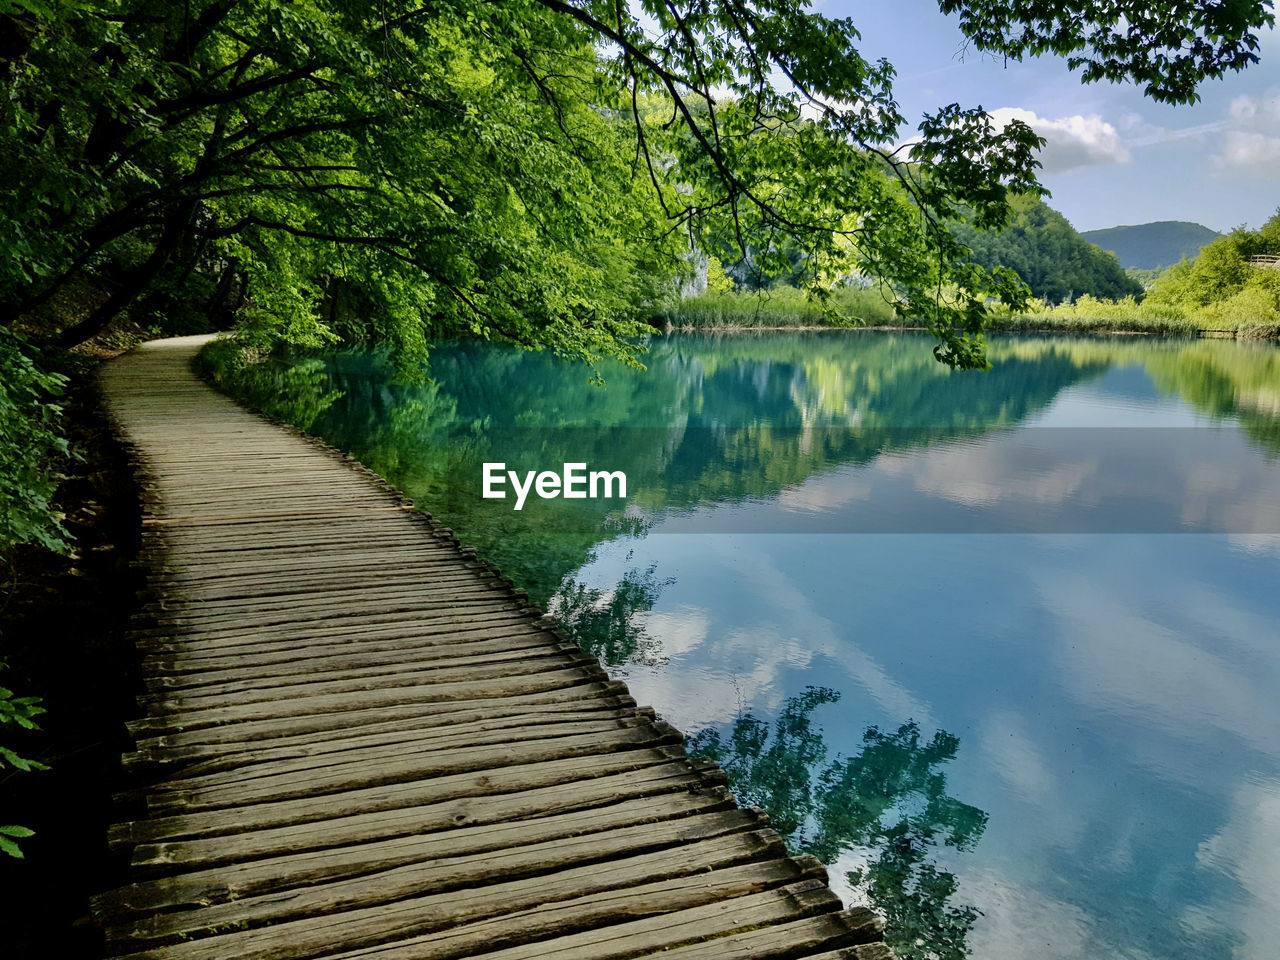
822,0,1280,233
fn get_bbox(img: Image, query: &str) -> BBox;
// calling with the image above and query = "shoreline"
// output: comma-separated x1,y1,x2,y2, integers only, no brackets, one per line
659,322,1279,340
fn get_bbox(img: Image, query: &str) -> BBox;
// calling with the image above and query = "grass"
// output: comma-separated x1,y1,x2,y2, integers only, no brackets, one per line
660,289,1280,339
657,285,899,329
1003,292,1280,338
987,296,1200,336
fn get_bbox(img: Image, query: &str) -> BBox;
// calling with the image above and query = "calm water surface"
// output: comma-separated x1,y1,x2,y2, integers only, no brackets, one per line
224,332,1280,960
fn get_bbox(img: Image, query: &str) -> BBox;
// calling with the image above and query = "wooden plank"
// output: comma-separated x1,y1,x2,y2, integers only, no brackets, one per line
142,587,519,626
132,610,542,653
432,884,854,960
142,530,459,554
113,837,796,960
165,576,494,604
141,638,572,692
142,714,658,784
136,597,528,637
93,787,735,919
142,530,454,555
800,947,897,960
123,761,713,868
113,749,710,850
141,629,561,680
602,908,883,959
143,722,684,814
128,666,608,735
138,649,589,709
131,711,654,776
154,548,466,579
126,683,635,750
108,808,763,945
315,876,840,960
126,705,645,771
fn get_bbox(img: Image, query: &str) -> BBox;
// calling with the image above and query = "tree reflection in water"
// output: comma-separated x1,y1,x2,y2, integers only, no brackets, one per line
688,687,987,960
549,563,674,667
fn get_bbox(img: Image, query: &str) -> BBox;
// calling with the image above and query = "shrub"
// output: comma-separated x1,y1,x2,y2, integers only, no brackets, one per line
1192,283,1280,331
0,662,48,859
0,331,71,554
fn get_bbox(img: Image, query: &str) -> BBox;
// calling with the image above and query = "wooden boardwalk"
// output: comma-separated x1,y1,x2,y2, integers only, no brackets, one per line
92,336,889,960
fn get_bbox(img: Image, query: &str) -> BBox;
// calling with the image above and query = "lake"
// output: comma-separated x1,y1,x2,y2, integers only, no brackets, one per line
219,331,1280,960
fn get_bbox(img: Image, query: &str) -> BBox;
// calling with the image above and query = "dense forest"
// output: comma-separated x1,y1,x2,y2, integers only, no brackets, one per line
950,195,1143,304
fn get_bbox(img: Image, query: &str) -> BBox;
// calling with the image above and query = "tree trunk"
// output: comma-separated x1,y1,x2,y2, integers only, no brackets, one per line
54,199,196,348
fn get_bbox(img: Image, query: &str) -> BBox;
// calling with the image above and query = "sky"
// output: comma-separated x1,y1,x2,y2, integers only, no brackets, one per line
820,0,1280,233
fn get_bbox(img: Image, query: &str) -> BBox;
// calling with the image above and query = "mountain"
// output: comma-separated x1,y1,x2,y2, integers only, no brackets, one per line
1080,221,1221,270
951,195,1143,304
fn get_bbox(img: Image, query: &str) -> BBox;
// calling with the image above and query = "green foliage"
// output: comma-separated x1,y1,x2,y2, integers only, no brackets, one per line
688,690,987,960
853,823,980,960
0,825,37,860
3,0,690,363
1126,265,1169,289
950,195,1143,304
0,662,49,859
197,338,344,430
1142,210,1280,329
704,257,735,295
938,1,1275,103
5,1,1260,368
1193,278,1280,332
1081,221,1221,270
0,330,70,554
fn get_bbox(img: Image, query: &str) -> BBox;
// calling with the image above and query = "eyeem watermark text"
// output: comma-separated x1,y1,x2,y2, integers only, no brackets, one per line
482,462,627,511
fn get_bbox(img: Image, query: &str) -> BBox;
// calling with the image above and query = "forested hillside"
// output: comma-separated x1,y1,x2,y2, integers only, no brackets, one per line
1081,221,1221,269
950,196,1143,304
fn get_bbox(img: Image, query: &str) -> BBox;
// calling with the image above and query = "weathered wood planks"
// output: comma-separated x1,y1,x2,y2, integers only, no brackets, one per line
93,336,890,959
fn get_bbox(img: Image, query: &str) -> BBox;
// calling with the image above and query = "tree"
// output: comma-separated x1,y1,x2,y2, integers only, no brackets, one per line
3,1,1272,372
937,0,1275,104
689,689,988,960
1147,209,1280,310
951,195,1144,304
550,564,674,666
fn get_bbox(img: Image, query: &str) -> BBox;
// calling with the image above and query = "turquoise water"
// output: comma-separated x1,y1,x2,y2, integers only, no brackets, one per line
219,332,1280,960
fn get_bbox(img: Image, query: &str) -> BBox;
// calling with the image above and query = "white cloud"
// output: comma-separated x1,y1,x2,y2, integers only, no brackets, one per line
1213,89,1280,175
604,533,935,732
989,107,1131,173
1217,130,1280,177
1033,569,1280,768
1228,93,1280,126
1194,779,1280,960
961,868,1099,960
776,471,871,514
877,441,1099,509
